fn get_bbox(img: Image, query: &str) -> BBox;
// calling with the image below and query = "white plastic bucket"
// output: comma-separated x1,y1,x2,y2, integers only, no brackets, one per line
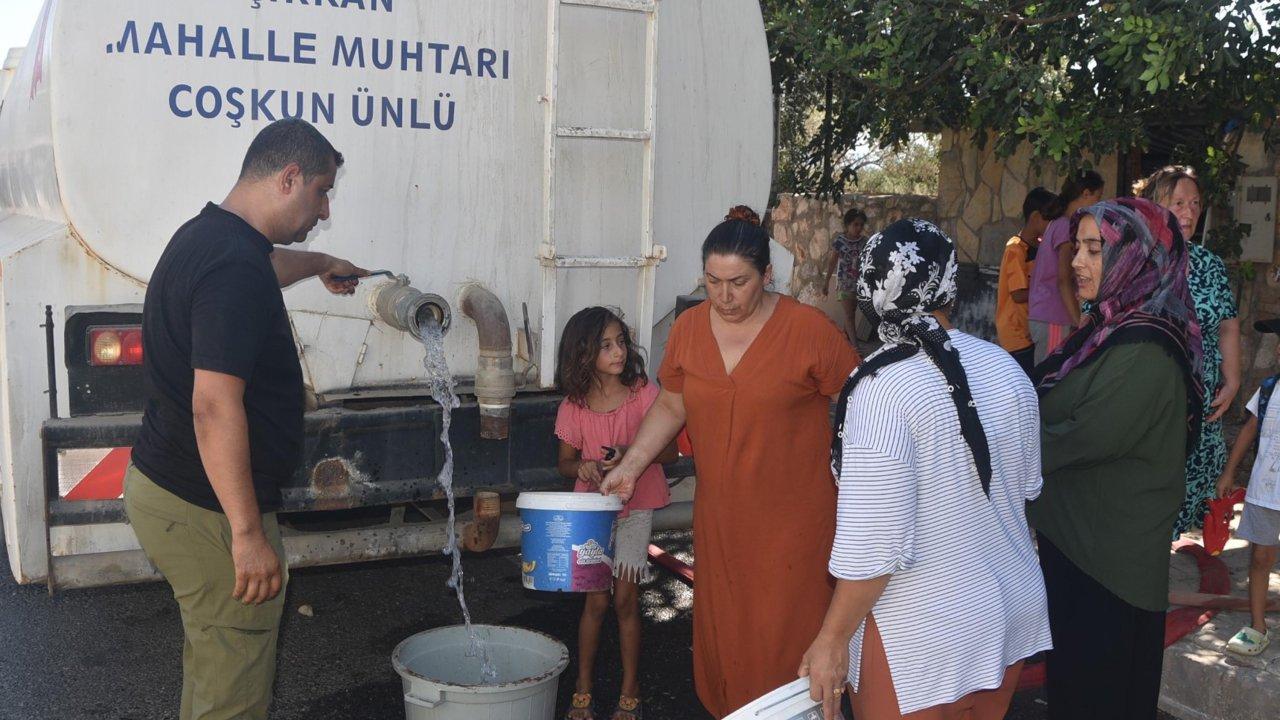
392,624,569,720
516,492,622,592
725,678,841,720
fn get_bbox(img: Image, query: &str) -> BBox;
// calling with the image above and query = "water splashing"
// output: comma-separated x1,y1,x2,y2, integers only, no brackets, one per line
418,316,498,684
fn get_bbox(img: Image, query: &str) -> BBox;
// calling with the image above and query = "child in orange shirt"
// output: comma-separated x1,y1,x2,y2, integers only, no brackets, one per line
996,187,1055,374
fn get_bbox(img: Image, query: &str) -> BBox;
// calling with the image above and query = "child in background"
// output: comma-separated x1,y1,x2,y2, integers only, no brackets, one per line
822,208,868,343
555,306,677,720
995,187,1056,374
1029,170,1105,362
1217,317,1280,657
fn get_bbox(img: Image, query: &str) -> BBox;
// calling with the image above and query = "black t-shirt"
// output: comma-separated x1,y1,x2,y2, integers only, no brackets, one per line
132,203,304,513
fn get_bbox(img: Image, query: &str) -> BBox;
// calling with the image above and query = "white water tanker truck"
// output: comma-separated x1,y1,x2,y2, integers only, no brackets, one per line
0,0,774,588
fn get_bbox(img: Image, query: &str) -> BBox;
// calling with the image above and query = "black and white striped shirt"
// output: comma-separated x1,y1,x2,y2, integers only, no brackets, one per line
832,329,1052,713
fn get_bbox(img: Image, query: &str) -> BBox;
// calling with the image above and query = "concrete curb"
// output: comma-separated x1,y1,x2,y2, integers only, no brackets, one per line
1159,612,1280,719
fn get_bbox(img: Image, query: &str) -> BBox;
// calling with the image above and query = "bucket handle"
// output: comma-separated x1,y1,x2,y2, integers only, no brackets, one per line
404,691,441,709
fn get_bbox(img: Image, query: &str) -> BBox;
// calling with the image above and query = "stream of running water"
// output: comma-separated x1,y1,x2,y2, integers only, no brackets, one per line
419,316,498,684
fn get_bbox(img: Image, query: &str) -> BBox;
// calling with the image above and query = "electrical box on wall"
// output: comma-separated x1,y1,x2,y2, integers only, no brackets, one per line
1237,177,1278,263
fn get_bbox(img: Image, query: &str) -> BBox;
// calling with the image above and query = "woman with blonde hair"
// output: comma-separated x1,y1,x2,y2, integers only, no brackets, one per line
1135,166,1240,536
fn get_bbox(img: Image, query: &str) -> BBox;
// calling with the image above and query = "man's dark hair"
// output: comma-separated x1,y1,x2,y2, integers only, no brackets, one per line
239,119,344,181
1022,186,1057,222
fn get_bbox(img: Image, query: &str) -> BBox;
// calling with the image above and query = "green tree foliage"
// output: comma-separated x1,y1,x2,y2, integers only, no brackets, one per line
852,135,942,195
764,0,1280,256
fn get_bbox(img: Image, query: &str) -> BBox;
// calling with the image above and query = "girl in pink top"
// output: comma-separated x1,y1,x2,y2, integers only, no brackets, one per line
555,306,677,720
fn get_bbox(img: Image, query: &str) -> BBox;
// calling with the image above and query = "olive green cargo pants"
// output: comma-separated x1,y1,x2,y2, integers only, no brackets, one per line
123,464,288,720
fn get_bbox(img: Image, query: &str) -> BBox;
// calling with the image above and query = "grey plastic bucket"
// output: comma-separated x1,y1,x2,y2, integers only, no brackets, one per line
392,624,569,720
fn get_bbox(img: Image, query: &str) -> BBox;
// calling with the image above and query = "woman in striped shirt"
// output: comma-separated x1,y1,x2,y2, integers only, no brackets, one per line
799,219,1053,720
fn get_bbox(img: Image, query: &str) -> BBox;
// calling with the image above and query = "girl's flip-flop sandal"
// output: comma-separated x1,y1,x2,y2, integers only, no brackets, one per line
566,692,595,720
611,695,643,720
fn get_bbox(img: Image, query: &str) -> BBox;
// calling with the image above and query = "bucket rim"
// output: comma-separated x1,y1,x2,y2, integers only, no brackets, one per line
723,677,821,719
516,491,622,512
391,623,570,692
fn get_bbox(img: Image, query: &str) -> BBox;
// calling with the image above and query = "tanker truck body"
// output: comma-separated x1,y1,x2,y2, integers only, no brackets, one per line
0,0,773,587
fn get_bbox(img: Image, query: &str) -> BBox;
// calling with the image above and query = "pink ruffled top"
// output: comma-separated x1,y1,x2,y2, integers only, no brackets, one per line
555,381,671,518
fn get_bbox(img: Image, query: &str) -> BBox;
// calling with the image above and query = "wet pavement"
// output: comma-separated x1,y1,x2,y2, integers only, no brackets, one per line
0,528,1168,719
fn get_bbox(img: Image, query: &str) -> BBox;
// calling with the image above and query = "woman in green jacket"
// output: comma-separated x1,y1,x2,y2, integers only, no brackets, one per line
1030,197,1203,720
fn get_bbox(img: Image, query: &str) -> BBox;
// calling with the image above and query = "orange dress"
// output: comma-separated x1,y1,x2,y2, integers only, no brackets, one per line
659,296,861,718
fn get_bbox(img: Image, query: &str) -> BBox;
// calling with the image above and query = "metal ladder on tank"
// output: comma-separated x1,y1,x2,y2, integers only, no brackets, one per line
537,0,665,388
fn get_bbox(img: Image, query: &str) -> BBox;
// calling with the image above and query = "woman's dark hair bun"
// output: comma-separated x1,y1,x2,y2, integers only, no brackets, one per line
703,204,771,275
725,205,761,226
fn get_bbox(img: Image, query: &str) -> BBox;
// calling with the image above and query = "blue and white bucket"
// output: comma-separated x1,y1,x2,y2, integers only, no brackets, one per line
515,492,622,592
725,678,837,720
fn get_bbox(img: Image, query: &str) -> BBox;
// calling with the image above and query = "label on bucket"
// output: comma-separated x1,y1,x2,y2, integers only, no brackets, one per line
519,506,617,592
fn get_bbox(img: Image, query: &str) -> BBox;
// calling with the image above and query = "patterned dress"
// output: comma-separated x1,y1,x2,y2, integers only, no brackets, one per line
832,233,864,295
1175,244,1238,533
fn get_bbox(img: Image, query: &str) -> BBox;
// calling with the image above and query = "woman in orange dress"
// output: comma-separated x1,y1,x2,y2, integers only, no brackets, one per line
602,206,861,717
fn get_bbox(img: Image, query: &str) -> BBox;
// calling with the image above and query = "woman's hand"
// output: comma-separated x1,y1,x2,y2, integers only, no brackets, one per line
1207,379,1240,423
600,465,639,503
576,460,603,487
798,632,850,720
1212,317,1242,423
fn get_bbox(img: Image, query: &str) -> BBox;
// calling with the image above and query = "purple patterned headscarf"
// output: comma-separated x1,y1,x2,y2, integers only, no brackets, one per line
1034,198,1204,444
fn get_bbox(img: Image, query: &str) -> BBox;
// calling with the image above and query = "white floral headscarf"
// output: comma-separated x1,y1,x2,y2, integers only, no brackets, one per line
833,219,993,494
858,218,959,345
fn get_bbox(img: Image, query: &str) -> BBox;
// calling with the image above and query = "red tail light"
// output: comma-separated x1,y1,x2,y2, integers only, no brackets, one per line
88,326,143,366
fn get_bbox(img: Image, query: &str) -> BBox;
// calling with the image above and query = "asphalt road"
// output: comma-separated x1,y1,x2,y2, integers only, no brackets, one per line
0,529,1168,719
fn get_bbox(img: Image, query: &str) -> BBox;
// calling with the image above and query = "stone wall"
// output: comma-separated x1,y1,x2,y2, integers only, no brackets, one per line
768,132,1280,388
934,129,1280,415
767,192,1004,341
936,129,1120,266
1232,133,1280,406
769,193,938,306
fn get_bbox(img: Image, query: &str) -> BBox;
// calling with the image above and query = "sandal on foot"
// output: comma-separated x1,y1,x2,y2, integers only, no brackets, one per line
566,692,595,720
611,695,642,720
1226,626,1271,656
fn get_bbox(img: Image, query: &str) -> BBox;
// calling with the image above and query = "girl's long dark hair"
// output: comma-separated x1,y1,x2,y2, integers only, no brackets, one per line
1044,169,1105,220
556,307,648,405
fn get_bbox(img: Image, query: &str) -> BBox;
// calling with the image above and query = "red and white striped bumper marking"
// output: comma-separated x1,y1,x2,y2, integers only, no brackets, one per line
57,447,131,500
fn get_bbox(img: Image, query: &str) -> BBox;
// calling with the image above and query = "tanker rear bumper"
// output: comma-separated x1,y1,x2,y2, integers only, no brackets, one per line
41,393,629,521
39,394,695,588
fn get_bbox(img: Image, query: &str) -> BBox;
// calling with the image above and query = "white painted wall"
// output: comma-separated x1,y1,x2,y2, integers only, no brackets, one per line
0,47,22,101
2,0,772,393
0,0,774,582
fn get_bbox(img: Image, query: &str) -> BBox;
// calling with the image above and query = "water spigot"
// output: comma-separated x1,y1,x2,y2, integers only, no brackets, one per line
369,275,452,340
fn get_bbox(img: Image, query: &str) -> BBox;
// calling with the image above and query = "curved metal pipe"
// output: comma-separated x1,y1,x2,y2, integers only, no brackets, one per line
459,284,517,440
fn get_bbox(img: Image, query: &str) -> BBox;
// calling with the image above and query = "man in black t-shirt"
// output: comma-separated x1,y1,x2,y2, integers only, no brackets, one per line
125,119,368,720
